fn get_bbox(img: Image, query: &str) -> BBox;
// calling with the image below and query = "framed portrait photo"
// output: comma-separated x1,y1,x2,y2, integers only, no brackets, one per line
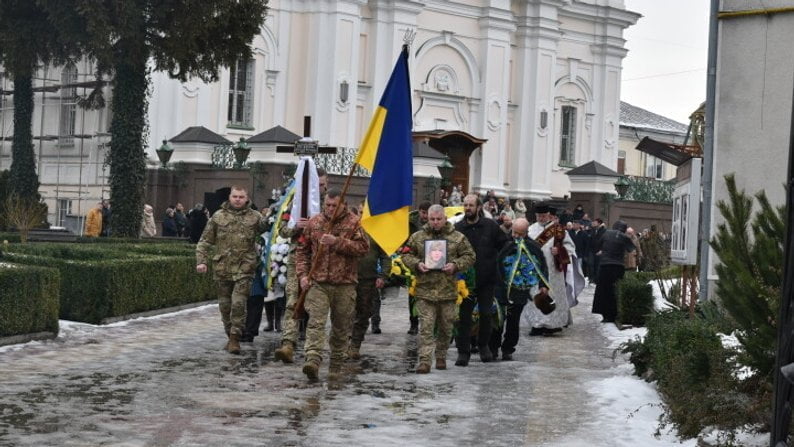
424,239,447,270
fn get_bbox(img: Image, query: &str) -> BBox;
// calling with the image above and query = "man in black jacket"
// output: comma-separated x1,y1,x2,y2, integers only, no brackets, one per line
454,194,510,365
496,217,548,360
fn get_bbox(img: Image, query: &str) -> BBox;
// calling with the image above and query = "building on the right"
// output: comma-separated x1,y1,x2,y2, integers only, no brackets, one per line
702,3,794,300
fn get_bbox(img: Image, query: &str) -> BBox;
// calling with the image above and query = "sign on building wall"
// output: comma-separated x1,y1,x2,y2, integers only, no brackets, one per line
671,157,701,265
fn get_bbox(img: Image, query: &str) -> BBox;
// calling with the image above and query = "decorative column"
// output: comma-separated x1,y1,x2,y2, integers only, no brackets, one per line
509,0,563,200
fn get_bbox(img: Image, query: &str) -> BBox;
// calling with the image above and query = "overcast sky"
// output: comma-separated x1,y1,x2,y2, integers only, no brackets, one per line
621,0,710,125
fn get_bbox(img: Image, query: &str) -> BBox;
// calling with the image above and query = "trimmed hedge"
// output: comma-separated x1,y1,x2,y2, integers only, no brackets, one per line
0,263,60,337
623,310,762,439
1,243,213,324
616,275,654,327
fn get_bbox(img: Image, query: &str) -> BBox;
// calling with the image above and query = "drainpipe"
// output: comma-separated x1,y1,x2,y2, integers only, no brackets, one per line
698,0,719,301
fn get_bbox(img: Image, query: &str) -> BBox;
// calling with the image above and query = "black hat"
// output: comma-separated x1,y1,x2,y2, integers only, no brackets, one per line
533,203,551,214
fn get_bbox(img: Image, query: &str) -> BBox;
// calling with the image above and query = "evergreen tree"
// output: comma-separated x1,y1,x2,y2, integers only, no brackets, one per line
0,0,75,201
39,0,268,237
710,174,784,378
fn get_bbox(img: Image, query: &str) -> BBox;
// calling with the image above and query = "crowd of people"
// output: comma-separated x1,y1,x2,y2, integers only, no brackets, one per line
83,199,209,241
191,164,669,383
85,164,663,383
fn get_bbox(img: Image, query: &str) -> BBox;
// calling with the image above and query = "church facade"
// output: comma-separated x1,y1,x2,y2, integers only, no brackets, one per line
0,0,639,227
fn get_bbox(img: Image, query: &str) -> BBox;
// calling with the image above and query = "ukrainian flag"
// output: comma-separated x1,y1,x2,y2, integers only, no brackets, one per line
355,46,413,255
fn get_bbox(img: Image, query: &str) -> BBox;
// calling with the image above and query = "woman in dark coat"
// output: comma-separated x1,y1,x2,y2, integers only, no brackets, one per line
591,220,636,323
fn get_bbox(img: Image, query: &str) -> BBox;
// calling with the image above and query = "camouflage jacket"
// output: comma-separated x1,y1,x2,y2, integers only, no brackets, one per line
357,236,392,281
402,222,475,301
196,202,267,281
296,207,369,284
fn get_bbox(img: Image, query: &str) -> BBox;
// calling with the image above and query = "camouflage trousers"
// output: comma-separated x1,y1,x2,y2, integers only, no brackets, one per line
351,279,378,348
216,278,251,336
304,282,356,364
416,298,457,364
280,266,300,346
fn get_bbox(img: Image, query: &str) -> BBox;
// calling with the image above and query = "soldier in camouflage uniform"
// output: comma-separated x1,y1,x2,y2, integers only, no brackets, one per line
196,186,267,355
274,169,328,364
348,236,391,359
405,201,431,334
297,188,369,381
402,205,475,374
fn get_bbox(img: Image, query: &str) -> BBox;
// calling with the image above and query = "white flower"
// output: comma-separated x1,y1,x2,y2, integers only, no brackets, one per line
279,265,287,273
278,274,287,285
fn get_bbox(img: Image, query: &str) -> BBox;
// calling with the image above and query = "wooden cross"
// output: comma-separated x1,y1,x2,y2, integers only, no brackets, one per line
275,116,336,219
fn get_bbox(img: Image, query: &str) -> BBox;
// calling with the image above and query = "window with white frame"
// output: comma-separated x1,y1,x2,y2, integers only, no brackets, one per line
59,64,78,145
56,198,73,227
645,155,663,179
559,105,577,166
227,59,254,127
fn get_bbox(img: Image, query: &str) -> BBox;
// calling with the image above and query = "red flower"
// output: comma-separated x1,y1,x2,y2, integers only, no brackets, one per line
281,213,291,221
298,234,307,245
400,246,411,254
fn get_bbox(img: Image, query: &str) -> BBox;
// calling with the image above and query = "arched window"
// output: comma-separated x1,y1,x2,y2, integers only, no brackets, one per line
227,59,254,128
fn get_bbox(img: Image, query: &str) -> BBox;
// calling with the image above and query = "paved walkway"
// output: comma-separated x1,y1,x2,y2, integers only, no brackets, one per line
0,285,654,447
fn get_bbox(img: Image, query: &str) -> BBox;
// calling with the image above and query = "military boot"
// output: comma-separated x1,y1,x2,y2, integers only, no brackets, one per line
435,358,447,370
407,317,419,335
227,333,241,355
455,352,470,367
274,342,294,364
415,363,431,374
328,360,344,381
347,345,361,360
479,346,493,363
302,359,320,382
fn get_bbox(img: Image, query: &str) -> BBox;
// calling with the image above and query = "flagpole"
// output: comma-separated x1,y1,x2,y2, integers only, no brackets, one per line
294,36,414,319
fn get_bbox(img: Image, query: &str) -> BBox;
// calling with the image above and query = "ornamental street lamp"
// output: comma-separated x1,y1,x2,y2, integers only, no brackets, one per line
156,139,173,169
614,175,630,199
233,137,251,168
437,156,454,188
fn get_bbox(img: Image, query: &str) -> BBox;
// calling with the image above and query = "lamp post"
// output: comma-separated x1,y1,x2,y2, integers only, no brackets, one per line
155,139,173,169
232,137,251,168
614,175,630,199
437,156,454,188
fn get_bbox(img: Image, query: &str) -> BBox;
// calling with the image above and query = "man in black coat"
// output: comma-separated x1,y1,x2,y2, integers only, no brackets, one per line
454,194,510,365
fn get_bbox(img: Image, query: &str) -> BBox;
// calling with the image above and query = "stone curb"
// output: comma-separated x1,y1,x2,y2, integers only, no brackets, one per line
100,300,216,324
0,331,58,347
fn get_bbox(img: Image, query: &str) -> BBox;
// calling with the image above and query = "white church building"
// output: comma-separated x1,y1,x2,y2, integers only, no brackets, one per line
0,0,639,226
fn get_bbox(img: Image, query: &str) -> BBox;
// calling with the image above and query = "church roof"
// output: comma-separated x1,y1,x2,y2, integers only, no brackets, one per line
619,101,688,135
565,160,620,177
169,126,231,145
247,125,302,144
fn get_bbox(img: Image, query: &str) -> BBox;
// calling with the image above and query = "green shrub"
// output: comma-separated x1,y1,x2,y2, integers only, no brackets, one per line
617,275,654,326
0,263,60,337
1,246,213,324
710,174,782,379
6,243,132,260
0,232,22,243
624,309,768,439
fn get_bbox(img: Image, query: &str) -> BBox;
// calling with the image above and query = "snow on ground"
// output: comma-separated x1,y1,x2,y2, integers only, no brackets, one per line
0,284,772,446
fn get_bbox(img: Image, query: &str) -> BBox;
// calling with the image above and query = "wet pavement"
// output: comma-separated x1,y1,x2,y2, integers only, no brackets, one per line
0,285,639,446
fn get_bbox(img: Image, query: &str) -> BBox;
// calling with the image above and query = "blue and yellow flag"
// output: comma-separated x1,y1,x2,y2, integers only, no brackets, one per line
355,46,414,254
